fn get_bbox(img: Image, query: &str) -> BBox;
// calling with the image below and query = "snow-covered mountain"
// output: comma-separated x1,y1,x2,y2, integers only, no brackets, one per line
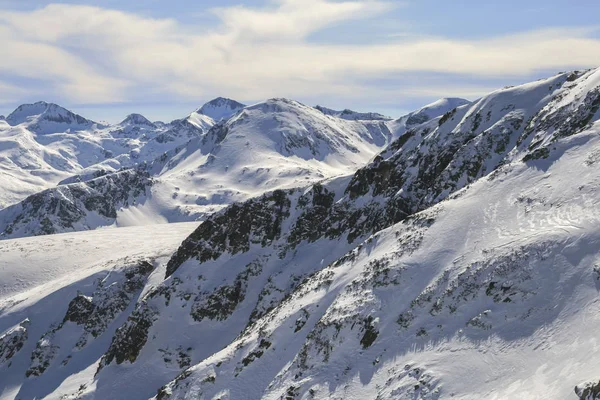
2,69,600,399
403,97,471,126
119,113,157,128
195,97,246,121
5,101,99,134
0,100,216,209
315,105,392,121
1,97,442,238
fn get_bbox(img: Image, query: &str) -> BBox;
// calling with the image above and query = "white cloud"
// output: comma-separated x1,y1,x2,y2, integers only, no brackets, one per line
0,1,599,107
212,0,393,41
0,80,30,104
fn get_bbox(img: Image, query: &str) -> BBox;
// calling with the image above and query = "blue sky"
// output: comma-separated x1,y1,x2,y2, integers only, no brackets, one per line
1,0,600,123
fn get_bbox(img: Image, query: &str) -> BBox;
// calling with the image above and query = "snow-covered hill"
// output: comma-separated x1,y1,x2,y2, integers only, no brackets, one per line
1,68,600,399
0,223,198,399
0,94,466,236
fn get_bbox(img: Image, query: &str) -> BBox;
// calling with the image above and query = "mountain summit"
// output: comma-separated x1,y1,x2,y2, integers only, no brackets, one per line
404,97,470,125
314,105,392,121
196,97,246,121
119,113,156,128
5,101,96,133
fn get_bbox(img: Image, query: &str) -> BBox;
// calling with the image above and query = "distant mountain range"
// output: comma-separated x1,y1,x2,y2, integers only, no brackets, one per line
0,96,462,238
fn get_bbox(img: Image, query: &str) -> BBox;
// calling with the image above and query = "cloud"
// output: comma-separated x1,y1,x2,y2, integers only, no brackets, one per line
212,0,393,41
0,1,599,108
0,80,30,104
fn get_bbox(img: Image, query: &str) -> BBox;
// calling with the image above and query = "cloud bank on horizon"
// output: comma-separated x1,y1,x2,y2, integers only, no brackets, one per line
1,0,600,121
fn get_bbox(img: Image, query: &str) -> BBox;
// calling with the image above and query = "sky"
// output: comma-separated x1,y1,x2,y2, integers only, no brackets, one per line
1,0,600,123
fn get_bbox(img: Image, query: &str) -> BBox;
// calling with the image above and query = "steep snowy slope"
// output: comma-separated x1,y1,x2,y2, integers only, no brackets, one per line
403,97,471,126
158,127,600,400
0,125,76,208
135,69,600,400
0,102,109,208
0,222,198,400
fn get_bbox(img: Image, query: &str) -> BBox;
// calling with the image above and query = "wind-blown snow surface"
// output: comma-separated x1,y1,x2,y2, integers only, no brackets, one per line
3,69,600,399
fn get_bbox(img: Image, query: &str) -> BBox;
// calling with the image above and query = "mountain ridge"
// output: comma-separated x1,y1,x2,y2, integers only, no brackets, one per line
0,96,453,238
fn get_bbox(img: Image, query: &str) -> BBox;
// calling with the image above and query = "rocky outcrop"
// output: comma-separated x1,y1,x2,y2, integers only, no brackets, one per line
26,261,154,377
0,319,30,366
0,169,152,238
576,381,600,400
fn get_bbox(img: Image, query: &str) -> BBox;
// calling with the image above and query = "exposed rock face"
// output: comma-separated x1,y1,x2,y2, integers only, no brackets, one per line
0,319,30,366
63,295,95,324
25,261,155,377
0,169,152,238
99,304,157,368
576,381,600,400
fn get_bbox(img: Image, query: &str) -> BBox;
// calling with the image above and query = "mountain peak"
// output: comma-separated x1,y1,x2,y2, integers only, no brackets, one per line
315,104,392,121
414,97,470,115
404,97,471,126
120,113,155,128
6,101,95,132
197,97,246,121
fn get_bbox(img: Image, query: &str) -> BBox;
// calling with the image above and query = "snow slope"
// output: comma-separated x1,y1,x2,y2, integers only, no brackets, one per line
158,128,600,400
98,68,600,400
145,68,600,400
5,101,99,135
403,97,471,126
0,223,197,400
